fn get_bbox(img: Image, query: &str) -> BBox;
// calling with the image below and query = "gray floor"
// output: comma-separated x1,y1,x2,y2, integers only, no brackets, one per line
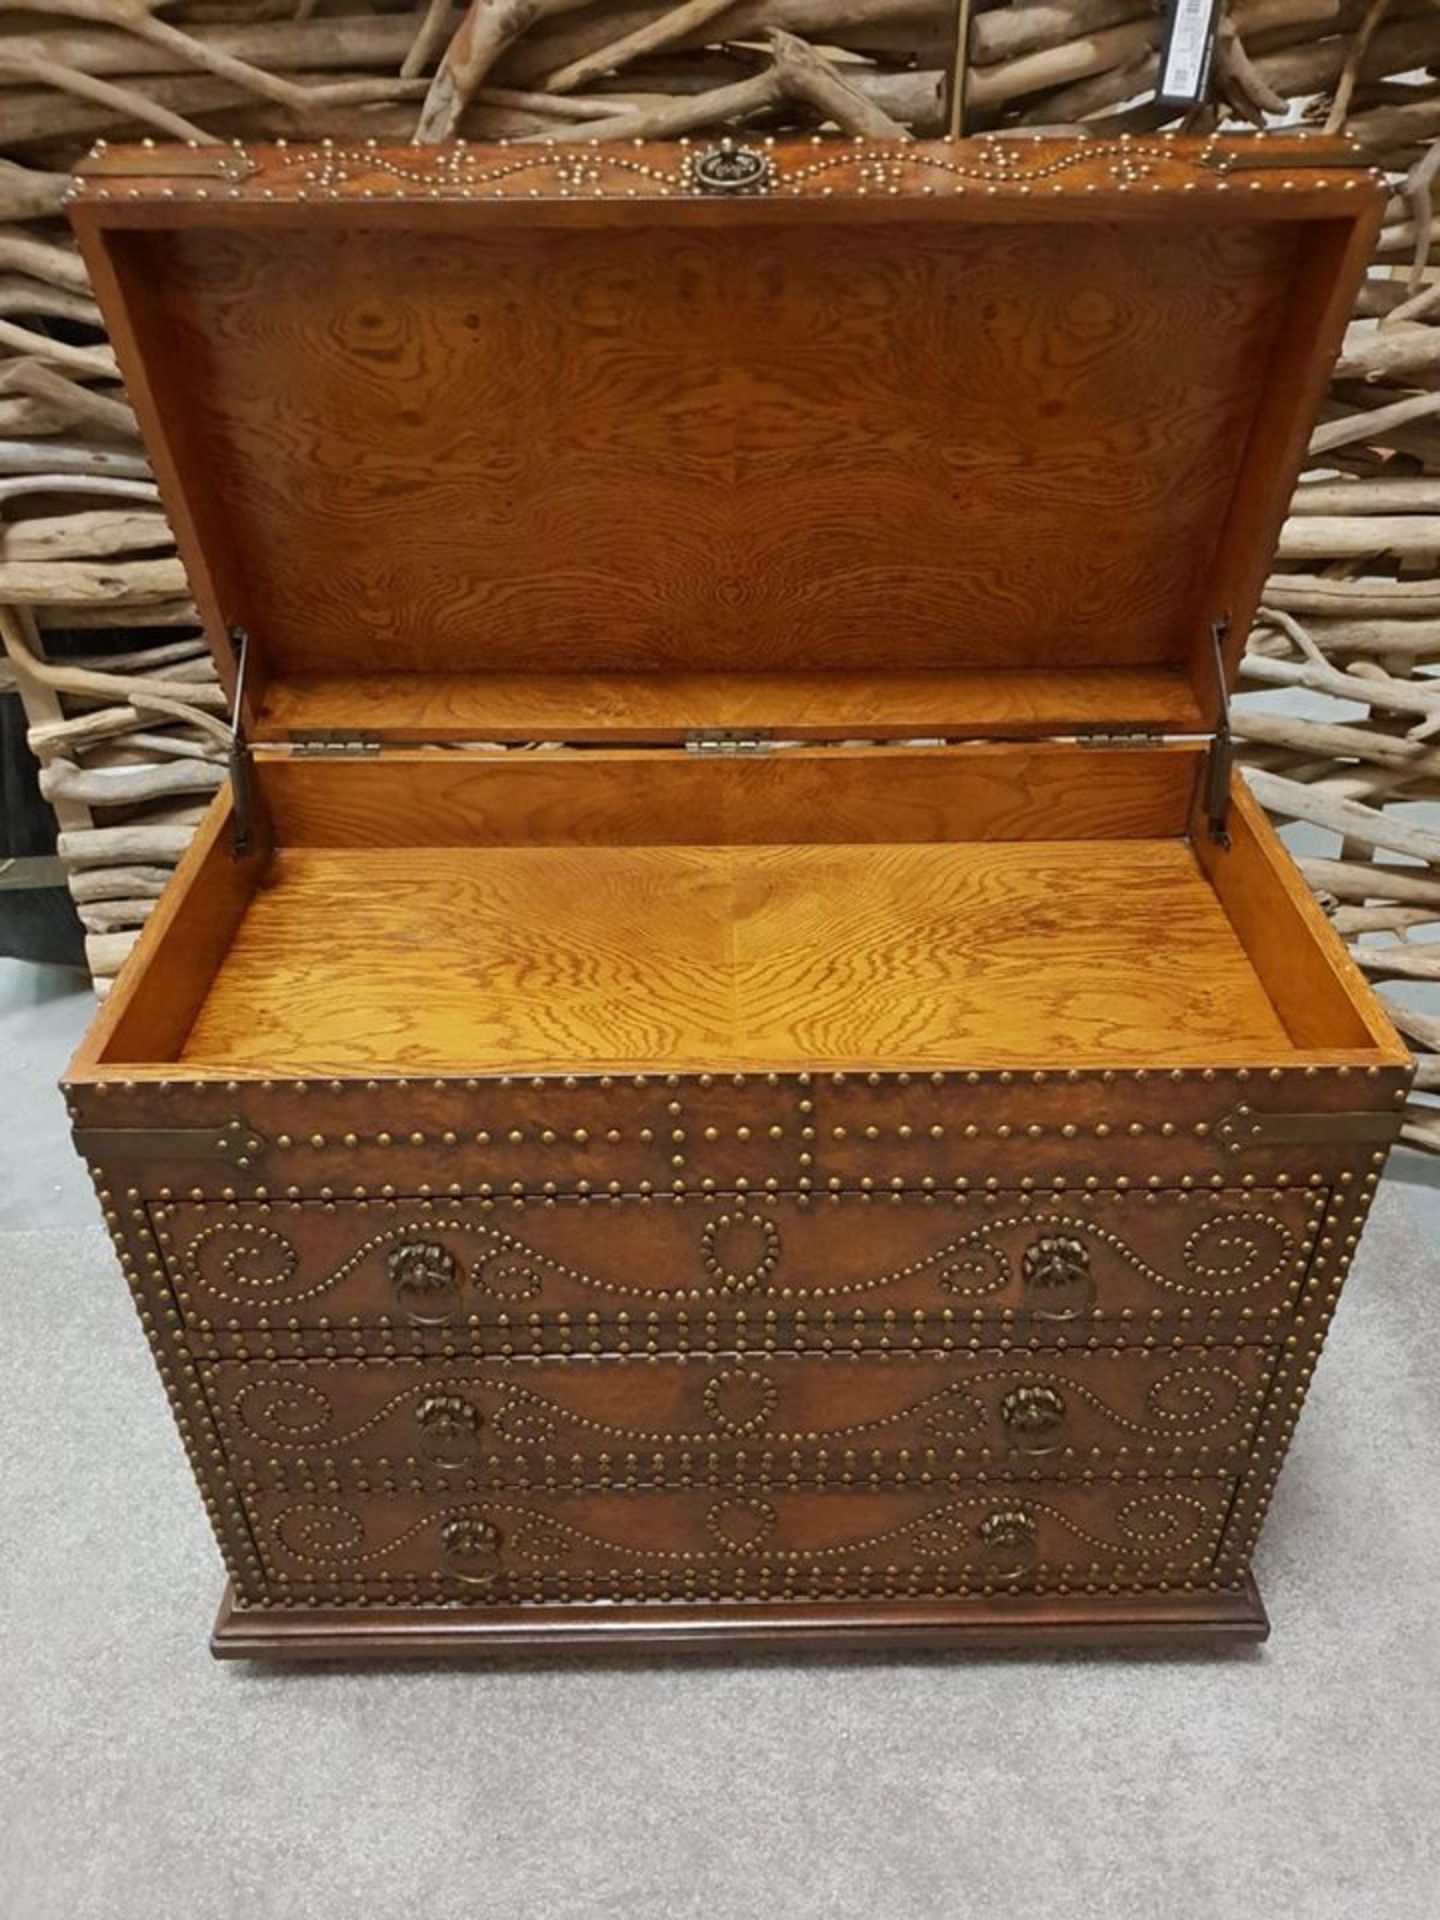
2,956,1438,1920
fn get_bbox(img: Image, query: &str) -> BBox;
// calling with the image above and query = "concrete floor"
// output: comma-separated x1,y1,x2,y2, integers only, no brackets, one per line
0,957,97,1232
2,955,1438,1920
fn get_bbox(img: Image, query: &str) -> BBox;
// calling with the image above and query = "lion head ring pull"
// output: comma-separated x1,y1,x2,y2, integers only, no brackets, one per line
689,138,773,195
1021,1234,1095,1318
386,1239,460,1323
977,1508,1037,1565
1000,1383,1067,1453
416,1392,483,1466
439,1516,504,1588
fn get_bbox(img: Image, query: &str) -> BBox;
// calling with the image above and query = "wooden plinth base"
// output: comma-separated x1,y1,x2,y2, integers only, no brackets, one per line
210,1580,1269,1661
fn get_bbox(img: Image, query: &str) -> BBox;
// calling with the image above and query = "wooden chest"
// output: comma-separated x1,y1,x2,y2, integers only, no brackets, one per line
64,132,1411,1658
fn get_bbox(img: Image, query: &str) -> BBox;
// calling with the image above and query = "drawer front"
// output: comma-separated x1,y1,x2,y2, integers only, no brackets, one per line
155,1188,1324,1354
243,1478,1237,1603
206,1347,1274,1488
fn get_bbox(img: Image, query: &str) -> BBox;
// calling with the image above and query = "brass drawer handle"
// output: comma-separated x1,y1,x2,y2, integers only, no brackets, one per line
439,1516,503,1587
387,1240,460,1323
1000,1384,1067,1450
1021,1234,1094,1318
977,1508,1037,1556
416,1393,484,1465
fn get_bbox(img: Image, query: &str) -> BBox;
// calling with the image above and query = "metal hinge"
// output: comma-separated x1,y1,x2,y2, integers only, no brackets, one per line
685,729,773,756
76,143,258,183
1079,729,1163,749
1082,618,1233,840
292,732,382,758
1198,140,1362,175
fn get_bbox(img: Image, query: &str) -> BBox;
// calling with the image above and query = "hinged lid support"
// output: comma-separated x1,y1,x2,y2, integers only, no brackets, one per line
227,625,255,862
1080,730,1163,749
1204,616,1234,850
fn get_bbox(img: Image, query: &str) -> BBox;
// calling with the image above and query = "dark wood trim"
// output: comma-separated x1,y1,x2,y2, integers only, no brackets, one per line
211,1578,1268,1659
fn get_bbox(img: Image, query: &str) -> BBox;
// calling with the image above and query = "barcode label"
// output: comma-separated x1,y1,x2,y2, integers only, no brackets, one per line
1158,0,1221,105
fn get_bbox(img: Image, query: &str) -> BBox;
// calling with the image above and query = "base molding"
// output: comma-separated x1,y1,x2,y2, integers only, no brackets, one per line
211,1579,1269,1660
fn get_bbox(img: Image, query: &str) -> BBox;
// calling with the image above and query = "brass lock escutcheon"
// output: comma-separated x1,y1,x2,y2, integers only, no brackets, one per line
439,1516,504,1587
1021,1234,1095,1318
690,138,773,195
387,1240,461,1323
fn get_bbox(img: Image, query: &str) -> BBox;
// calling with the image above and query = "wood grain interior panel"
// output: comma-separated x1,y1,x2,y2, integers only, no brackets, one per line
1190,215,1383,701
254,666,1207,744
258,743,1202,849
71,788,263,1072
108,215,1301,685
175,837,1295,1072
1197,777,1403,1056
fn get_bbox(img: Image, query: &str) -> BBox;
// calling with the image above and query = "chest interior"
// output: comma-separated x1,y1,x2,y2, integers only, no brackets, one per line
64,138,1404,1083
78,737,1392,1077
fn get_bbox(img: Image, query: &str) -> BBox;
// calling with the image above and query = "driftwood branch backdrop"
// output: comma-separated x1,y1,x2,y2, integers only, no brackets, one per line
1,0,1439,1147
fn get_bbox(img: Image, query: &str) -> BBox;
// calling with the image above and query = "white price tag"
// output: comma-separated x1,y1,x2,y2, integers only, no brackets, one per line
1158,0,1221,106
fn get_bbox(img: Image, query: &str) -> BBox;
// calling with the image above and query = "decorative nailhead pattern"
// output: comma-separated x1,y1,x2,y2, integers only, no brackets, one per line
67,132,1380,211
256,1484,1225,1583
73,1059,1408,1622
158,1198,1305,1315
218,1357,1255,1459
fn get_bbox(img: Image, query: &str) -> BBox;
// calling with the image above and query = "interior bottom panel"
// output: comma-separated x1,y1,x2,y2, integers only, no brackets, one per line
176,838,1295,1072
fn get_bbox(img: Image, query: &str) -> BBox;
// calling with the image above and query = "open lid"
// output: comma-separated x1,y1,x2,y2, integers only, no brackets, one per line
69,133,1382,746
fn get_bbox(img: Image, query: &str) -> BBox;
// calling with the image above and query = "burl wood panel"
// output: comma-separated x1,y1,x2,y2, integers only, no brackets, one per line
102,214,1299,682
243,1478,1239,1602
176,839,1294,1073
202,1346,1275,1489
151,1187,1325,1353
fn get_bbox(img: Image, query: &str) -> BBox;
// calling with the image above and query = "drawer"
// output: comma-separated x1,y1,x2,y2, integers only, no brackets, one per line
154,1187,1325,1356
205,1346,1275,1489
244,1478,1238,1603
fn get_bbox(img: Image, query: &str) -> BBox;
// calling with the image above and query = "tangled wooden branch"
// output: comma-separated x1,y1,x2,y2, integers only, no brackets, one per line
1,0,1439,1150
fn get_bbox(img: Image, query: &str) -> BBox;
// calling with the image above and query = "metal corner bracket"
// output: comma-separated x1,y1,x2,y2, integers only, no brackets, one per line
1215,1105,1398,1153
71,1116,268,1168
